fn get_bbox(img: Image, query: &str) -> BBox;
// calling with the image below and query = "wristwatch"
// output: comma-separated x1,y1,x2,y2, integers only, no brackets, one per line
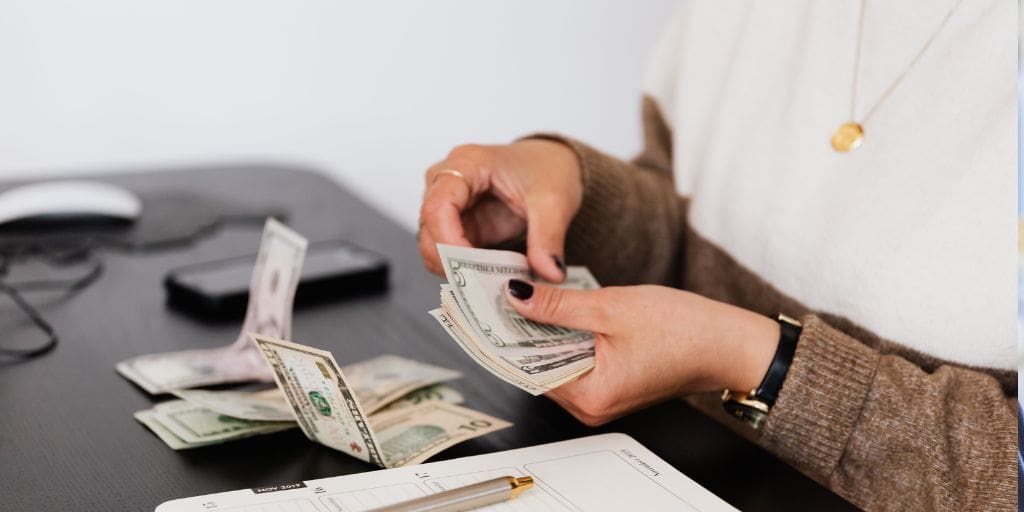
722,314,802,429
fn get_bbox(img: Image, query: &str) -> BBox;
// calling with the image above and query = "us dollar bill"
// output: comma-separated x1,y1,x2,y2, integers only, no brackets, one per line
438,244,598,348
134,409,213,451
250,334,510,467
374,384,464,413
342,355,461,414
171,353,464,422
144,384,466,450
427,308,544,394
251,333,385,466
116,218,307,394
143,400,294,445
432,244,599,395
371,402,511,467
170,388,295,422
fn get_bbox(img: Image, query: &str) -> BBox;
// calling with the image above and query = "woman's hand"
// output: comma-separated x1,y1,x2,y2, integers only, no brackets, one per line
504,279,782,426
418,139,582,282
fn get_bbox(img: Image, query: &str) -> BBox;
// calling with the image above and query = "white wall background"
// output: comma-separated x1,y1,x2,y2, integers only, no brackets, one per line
0,0,678,230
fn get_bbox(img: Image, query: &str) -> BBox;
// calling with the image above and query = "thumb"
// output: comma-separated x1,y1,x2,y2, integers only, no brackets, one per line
504,278,604,332
524,198,571,283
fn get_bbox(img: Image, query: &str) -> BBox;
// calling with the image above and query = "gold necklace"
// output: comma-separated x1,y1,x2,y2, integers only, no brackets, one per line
831,0,964,152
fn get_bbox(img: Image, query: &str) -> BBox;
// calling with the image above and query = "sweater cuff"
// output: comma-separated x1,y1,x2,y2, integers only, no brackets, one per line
518,133,631,260
760,314,880,479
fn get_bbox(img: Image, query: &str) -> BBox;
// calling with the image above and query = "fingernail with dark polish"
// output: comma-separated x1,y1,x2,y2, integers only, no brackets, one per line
508,279,534,300
552,255,566,274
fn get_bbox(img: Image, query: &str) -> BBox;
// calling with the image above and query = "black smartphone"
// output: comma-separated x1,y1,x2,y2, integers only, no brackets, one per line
165,239,389,320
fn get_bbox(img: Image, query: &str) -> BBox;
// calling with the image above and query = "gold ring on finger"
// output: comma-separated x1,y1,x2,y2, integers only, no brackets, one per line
432,168,468,185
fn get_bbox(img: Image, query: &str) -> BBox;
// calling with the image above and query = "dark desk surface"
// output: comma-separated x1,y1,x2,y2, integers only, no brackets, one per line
0,166,855,511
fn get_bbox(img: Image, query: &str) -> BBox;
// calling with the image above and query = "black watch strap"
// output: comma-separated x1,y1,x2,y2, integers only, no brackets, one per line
751,315,802,407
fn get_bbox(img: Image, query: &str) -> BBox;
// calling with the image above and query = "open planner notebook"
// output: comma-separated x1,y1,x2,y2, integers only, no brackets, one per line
156,433,737,512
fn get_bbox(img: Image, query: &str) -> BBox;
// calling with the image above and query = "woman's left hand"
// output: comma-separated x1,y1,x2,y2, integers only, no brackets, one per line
504,279,781,426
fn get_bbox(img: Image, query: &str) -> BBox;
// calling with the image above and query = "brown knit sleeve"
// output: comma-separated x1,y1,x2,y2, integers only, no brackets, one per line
522,96,686,287
760,314,1017,510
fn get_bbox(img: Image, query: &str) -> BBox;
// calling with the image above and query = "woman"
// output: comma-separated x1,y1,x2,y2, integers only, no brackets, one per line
417,2,1015,509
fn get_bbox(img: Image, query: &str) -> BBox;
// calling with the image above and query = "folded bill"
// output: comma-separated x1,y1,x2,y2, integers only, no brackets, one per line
169,353,464,423
251,334,510,467
117,218,307,394
141,383,468,451
370,401,510,467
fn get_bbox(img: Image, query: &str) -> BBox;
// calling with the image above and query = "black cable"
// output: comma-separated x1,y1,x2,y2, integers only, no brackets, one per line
0,213,271,363
0,245,101,360
3,257,103,292
0,279,58,359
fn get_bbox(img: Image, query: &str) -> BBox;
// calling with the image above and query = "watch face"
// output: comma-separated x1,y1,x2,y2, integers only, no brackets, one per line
723,401,768,429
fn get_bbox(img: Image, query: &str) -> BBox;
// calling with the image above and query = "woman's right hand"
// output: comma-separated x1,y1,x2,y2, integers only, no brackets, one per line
418,139,583,282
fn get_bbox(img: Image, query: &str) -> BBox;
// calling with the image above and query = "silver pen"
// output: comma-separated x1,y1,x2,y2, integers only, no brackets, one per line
367,475,534,512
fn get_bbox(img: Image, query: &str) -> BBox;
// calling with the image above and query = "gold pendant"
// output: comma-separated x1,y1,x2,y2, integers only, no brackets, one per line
831,122,864,152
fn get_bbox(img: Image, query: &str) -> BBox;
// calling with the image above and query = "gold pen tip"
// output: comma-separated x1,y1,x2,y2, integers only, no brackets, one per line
513,476,533,487
508,476,534,497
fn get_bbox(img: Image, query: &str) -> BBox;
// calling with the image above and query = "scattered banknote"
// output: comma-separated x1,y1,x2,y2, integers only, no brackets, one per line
168,354,463,422
171,382,465,424
374,384,464,413
251,334,510,468
137,400,295,449
140,353,468,450
170,388,294,422
135,409,213,451
430,244,599,395
370,401,508,467
117,218,307,394
142,383,467,450
342,355,461,414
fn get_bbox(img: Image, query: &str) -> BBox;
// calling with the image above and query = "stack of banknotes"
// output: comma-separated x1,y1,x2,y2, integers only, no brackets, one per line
119,220,511,468
136,344,510,468
428,244,601,395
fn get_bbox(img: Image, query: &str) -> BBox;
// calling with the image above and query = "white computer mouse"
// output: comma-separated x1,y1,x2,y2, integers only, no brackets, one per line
0,180,142,227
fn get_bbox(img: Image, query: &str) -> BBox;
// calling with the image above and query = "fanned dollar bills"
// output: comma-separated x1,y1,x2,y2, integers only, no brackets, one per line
136,353,479,457
170,382,464,424
250,334,510,468
117,218,308,394
429,244,600,395
125,221,511,466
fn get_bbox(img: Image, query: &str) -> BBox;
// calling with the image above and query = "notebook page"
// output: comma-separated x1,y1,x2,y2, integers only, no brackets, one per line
156,433,737,512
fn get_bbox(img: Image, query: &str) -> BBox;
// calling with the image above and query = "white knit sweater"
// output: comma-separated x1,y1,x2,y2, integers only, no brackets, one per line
644,0,1015,370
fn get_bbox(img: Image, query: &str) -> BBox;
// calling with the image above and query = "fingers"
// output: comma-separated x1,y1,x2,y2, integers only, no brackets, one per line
417,226,445,276
419,141,580,282
504,276,621,426
504,279,607,332
419,164,477,271
420,169,474,243
524,194,572,283
423,144,487,189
